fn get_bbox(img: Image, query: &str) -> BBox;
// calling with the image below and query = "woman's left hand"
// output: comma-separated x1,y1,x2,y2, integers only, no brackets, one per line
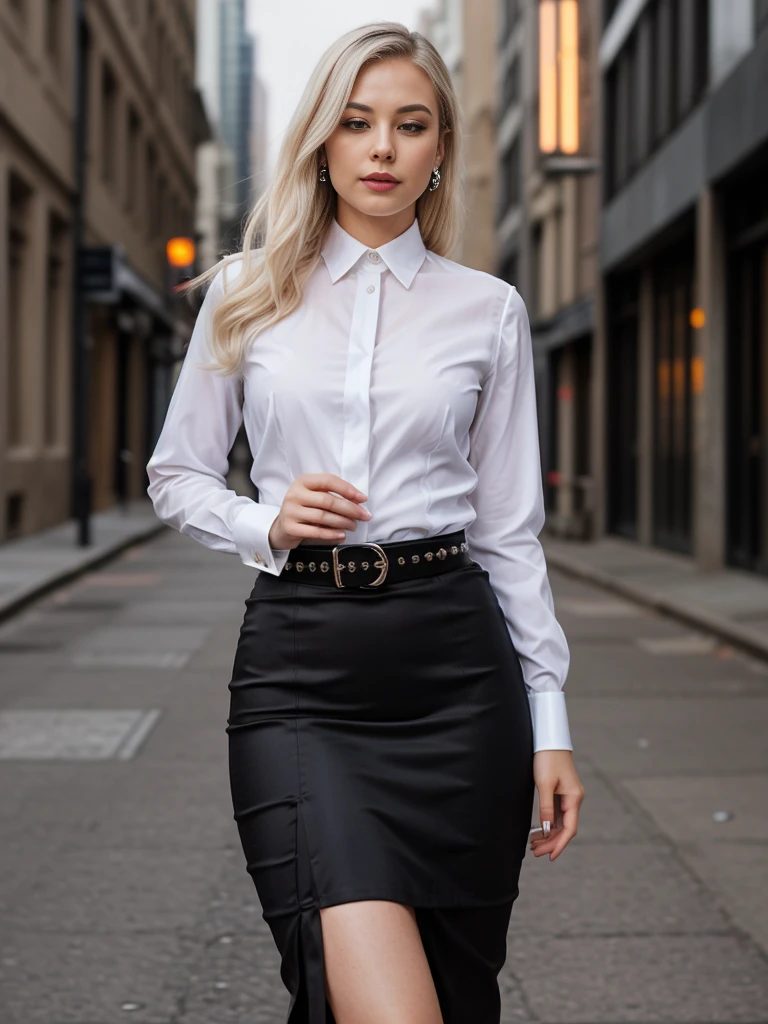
529,750,584,861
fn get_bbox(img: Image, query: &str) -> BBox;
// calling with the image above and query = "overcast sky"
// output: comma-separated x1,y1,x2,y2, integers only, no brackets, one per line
247,2,436,176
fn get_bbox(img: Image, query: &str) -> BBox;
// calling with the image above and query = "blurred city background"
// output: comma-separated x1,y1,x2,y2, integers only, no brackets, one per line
1,0,768,1021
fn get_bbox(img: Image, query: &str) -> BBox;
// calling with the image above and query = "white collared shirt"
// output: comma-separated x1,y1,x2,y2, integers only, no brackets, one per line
146,217,572,752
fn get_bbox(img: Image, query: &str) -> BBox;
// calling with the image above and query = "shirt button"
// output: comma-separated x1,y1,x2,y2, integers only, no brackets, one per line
368,251,381,262
366,284,375,294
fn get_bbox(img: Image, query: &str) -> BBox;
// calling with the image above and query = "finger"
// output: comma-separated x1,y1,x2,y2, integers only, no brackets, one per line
297,487,371,523
537,782,556,834
548,827,576,861
298,505,361,531
302,474,368,502
285,522,352,543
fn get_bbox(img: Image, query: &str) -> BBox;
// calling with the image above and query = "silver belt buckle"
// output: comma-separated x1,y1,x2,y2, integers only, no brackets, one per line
331,543,389,589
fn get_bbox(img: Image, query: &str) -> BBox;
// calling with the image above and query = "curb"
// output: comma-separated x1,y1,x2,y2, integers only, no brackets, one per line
0,522,167,626
546,549,768,664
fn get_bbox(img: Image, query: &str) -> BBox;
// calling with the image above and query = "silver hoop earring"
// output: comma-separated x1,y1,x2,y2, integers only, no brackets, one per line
319,165,328,183
428,167,441,191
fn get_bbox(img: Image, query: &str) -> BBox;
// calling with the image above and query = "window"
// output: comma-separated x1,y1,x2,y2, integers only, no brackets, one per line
604,0,709,199
45,0,62,62
126,106,140,213
499,252,519,288
7,173,33,448
145,140,157,237
501,54,520,111
101,61,118,186
499,0,520,45
498,135,521,217
530,221,544,321
539,0,580,155
45,214,68,447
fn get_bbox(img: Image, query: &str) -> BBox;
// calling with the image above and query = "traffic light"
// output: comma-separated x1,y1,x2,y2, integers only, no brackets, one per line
166,236,196,295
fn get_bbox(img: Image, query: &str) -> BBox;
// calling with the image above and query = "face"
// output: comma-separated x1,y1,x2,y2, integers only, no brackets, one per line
321,58,446,225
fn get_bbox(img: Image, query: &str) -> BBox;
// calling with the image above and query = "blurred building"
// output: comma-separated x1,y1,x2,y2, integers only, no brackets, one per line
196,0,262,265
495,0,601,539
195,0,238,269
249,39,269,210
593,0,768,575
422,0,498,271
217,0,256,252
0,0,209,543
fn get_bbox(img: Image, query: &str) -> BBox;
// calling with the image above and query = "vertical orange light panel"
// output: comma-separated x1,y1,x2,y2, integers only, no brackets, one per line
539,0,558,153
558,0,579,154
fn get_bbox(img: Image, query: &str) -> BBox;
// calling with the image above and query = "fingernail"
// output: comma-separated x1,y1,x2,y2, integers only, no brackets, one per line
356,491,368,499
363,509,372,518
542,821,551,837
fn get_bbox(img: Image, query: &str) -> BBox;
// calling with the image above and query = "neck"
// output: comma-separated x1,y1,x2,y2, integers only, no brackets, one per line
335,200,416,249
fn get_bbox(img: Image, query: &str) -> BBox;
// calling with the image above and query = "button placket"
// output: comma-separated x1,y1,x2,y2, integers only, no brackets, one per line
338,263,385,542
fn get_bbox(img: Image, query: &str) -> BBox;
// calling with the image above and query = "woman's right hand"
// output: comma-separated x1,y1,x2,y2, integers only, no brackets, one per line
268,473,372,550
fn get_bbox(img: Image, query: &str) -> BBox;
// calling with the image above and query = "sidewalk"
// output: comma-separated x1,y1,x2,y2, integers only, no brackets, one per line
543,533,768,661
4,509,768,662
0,500,164,624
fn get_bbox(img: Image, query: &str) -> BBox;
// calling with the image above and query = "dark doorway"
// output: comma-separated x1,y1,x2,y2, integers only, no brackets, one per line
652,241,695,553
607,273,640,538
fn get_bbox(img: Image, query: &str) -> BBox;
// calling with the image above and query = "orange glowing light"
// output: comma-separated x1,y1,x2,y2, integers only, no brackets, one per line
539,0,580,156
689,307,706,329
166,237,195,267
539,0,558,153
559,0,579,155
691,356,705,394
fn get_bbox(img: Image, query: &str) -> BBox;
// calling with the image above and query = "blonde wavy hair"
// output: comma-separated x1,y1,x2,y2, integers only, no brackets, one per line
187,21,464,376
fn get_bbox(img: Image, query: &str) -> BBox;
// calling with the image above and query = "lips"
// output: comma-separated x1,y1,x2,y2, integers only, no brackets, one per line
361,173,401,193
361,173,400,183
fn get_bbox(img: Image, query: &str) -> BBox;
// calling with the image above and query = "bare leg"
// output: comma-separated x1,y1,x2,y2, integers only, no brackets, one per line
319,900,444,1024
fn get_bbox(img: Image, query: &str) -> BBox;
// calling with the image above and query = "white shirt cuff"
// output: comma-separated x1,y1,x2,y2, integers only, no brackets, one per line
528,691,573,753
231,502,292,576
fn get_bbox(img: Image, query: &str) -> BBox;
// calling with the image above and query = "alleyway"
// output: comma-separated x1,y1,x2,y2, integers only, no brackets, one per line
1,530,767,1023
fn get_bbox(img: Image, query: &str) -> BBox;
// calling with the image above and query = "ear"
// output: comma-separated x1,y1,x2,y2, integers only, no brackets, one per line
436,127,450,168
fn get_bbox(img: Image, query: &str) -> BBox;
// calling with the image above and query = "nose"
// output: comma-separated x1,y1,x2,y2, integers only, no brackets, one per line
369,127,395,163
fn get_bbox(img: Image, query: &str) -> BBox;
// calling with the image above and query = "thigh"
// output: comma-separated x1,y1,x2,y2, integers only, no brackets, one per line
319,900,443,1024
415,901,515,1024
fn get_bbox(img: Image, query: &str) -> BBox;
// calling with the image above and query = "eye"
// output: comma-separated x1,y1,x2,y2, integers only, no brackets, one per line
342,120,430,135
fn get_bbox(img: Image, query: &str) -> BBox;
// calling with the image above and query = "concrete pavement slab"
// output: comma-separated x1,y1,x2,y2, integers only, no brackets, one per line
0,709,161,760
514,842,729,936
2,846,225,934
0,930,199,1024
506,933,768,1023
569,696,768,776
625,775,768,953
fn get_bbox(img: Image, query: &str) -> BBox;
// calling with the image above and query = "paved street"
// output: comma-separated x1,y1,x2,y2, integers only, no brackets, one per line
1,529,768,1023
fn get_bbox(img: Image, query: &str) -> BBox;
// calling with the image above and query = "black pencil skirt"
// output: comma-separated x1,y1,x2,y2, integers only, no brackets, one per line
226,533,536,1023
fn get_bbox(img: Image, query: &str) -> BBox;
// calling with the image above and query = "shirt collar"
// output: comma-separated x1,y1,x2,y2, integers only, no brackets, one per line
321,216,427,289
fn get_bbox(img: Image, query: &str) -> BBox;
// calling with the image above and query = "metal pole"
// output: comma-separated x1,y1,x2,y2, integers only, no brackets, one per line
71,0,92,545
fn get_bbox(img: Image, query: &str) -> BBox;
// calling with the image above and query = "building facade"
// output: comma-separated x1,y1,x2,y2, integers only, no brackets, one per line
0,0,208,542
495,0,601,539
423,0,499,271
596,0,768,575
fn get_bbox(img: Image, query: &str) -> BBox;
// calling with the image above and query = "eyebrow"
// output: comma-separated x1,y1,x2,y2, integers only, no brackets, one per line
344,101,433,116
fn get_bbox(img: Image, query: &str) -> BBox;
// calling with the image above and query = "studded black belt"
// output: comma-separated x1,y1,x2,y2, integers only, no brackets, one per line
277,529,472,589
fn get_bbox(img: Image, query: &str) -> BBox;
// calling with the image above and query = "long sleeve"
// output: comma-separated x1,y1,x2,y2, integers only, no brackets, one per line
465,284,573,753
146,260,291,576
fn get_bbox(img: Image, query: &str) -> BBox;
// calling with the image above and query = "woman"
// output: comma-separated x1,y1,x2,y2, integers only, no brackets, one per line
146,21,584,1024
